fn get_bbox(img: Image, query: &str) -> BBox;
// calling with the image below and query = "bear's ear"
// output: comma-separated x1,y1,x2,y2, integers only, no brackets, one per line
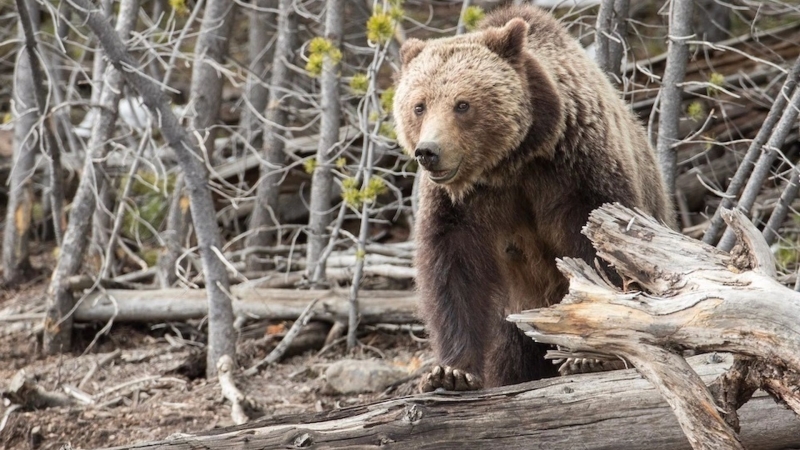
400,38,426,67
483,18,529,61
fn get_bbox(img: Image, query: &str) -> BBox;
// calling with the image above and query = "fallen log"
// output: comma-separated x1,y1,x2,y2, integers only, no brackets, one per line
3,370,76,410
99,354,800,450
73,287,417,324
90,206,800,450
510,204,800,449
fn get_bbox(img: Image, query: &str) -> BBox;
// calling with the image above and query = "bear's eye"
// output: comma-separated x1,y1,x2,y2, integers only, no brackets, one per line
455,101,470,113
414,104,425,116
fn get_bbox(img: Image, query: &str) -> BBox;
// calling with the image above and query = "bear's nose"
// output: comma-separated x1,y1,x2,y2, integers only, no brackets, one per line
414,142,440,169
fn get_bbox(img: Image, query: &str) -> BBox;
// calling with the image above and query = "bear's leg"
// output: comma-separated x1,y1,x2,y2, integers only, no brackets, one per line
485,320,559,387
415,207,504,392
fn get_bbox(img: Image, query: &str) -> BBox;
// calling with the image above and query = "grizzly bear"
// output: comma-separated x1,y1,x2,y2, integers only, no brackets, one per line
392,4,675,392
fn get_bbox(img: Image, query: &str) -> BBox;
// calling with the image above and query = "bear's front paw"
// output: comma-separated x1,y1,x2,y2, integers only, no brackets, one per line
418,365,483,393
558,357,628,376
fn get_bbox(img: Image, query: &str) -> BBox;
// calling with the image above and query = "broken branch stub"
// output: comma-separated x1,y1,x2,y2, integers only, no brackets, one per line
509,203,800,450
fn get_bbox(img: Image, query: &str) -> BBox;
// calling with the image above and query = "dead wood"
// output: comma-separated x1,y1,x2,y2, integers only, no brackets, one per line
97,354,800,450
73,288,417,325
3,370,76,410
510,203,800,449
217,355,251,425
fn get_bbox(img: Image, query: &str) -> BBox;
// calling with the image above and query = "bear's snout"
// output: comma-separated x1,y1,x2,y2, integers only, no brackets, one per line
414,142,441,170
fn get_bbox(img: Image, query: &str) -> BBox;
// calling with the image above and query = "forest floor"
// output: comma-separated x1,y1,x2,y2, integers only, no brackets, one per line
0,251,429,450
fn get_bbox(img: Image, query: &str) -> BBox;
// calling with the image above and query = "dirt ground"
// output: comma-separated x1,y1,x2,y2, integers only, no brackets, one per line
0,259,430,450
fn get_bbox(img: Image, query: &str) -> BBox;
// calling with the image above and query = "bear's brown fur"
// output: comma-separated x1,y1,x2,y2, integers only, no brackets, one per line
393,5,675,391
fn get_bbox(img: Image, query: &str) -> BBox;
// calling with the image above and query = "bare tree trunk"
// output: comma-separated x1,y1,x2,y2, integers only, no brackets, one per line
241,0,277,156
158,0,237,287
2,0,39,285
187,0,236,160
65,0,236,377
456,0,471,35
12,0,66,251
157,176,191,287
656,0,693,201
306,0,344,284
87,0,115,273
47,3,81,235
246,0,296,271
43,0,141,354
90,179,114,272
595,0,630,83
75,287,418,324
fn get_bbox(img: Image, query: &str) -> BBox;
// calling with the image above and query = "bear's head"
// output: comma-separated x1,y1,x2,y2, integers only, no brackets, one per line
393,18,562,200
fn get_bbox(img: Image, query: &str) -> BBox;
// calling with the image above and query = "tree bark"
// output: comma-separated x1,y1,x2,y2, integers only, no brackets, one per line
90,179,114,272
65,0,236,378
158,0,237,287
157,176,191,288
456,0,471,36
43,0,141,354
73,288,417,325
2,0,39,285
246,0,296,270
187,0,237,160
13,0,66,248
96,354,800,450
241,0,277,156
656,0,693,200
306,0,344,284
595,0,630,83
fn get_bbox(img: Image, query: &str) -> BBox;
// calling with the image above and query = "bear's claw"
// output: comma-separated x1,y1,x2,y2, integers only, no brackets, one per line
419,365,483,393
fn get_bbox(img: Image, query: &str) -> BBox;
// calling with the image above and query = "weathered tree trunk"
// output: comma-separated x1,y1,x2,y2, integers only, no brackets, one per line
43,0,141,354
7,0,66,265
2,0,39,285
595,0,630,83
456,0,471,35
656,0,693,200
187,0,239,376
97,354,800,450
158,0,237,288
241,0,277,156
84,1,115,264
246,0,296,270
187,0,237,160
157,176,191,287
90,180,114,272
73,287,417,324
510,203,800,449
306,0,344,284
13,0,66,248
66,0,236,378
